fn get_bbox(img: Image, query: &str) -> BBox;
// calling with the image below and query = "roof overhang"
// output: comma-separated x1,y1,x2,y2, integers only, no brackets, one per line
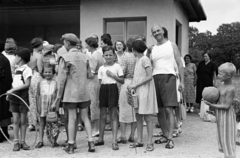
176,0,207,22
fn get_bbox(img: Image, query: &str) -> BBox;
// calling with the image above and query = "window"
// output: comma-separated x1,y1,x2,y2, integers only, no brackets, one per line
176,20,182,54
105,17,146,44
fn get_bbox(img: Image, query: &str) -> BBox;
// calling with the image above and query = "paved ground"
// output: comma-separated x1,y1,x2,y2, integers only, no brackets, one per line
0,111,239,158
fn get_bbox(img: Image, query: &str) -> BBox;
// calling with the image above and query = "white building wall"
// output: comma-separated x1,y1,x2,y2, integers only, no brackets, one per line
80,0,188,54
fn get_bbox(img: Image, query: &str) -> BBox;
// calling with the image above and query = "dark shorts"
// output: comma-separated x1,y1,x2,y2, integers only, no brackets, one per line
153,74,178,108
9,102,29,114
63,100,91,110
99,84,119,109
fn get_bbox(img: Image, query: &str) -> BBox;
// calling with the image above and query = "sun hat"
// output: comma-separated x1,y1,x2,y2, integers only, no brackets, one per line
31,38,43,48
15,47,31,62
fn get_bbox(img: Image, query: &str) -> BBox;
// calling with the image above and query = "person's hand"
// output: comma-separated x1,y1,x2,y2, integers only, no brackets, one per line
203,100,212,106
178,82,184,93
106,70,115,78
51,101,57,111
6,89,13,95
127,84,137,90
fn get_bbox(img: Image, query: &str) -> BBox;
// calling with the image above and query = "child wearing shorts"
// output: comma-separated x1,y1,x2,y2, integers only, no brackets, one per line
204,62,237,158
94,46,124,150
128,40,158,151
7,48,32,151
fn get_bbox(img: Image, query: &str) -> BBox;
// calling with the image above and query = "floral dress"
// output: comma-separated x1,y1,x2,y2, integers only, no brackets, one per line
184,63,196,103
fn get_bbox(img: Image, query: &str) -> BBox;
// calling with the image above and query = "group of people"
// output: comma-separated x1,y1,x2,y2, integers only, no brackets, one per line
0,24,238,158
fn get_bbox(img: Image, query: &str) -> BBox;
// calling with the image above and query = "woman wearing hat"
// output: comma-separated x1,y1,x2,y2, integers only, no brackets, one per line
28,38,44,131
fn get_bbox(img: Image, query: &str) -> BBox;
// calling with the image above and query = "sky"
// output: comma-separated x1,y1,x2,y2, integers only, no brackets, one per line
190,0,240,35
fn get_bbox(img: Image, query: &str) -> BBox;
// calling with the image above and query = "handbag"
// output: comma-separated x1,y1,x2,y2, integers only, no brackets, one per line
46,112,58,123
126,89,138,108
179,93,187,121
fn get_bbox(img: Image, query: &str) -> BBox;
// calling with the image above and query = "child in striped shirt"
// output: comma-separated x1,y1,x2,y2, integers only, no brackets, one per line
204,62,237,158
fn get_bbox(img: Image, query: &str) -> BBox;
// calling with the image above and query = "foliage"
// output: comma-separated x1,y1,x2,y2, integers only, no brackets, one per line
189,22,240,70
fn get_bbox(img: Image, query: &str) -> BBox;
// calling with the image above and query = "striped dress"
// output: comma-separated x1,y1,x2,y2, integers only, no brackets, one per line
215,106,236,158
39,79,57,117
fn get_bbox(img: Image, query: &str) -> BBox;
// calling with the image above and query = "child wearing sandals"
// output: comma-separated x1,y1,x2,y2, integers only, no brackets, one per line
35,66,59,148
94,46,124,150
128,40,158,151
204,63,237,158
7,48,32,151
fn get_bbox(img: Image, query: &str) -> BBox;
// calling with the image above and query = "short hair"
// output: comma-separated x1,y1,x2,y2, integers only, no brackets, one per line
85,37,99,49
42,65,56,76
135,34,146,42
53,43,62,53
114,40,126,52
219,62,236,77
202,52,211,59
162,27,168,39
132,40,147,54
102,46,115,55
101,33,111,40
126,38,135,52
101,37,113,46
184,54,192,61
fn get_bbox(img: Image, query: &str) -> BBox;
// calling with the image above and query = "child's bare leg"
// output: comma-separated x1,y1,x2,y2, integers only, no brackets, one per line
12,113,20,141
20,113,28,142
136,114,143,143
120,123,127,139
129,122,137,139
144,115,153,144
67,108,77,144
38,117,46,143
109,107,118,143
64,108,69,142
98,107,107,142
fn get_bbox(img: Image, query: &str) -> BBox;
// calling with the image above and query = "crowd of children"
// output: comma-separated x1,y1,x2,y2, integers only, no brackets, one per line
0,25,239,158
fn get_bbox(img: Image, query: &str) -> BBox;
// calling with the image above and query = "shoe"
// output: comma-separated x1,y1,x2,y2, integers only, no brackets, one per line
52,142,60,147
186,107,190,112
112,143,119,150
21,141,30,150
154,135,168,144
165,139,174,149
146,144,154,151
129,142,144,148
94,140,104,146
13,143,21,151
128,137,134,143
178,122,183,128
28,125,35,132
35,142,44,148
88,141,95,152
64,143,74,154
173,130,179,138
117,137,127,144
190,107,194,113
63,143,77,150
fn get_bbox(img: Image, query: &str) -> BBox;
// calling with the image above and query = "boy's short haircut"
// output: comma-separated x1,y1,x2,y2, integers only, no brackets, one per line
126,38,135,52
85,37,99,49
219,62,236,77
102,46,115,55
101,37,113,46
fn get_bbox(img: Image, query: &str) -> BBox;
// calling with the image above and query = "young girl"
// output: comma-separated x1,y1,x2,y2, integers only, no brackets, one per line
128,40,158,151
35,66,59,148
95,46,124,150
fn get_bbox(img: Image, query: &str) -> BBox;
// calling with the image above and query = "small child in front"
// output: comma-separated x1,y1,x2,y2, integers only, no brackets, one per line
7,48,32,151
94,46,124,150
35,66,59,148
204,62,237,158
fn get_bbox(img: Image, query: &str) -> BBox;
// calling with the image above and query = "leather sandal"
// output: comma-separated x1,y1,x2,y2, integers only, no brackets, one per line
94,140,104,146
112,143,119,150
154,135,168,144
165,139,174,149
146,144,154,151
35,142,44,148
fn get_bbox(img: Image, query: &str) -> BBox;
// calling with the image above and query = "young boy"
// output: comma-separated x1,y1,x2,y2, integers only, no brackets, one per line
204,62,237,158
7,47,32,151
